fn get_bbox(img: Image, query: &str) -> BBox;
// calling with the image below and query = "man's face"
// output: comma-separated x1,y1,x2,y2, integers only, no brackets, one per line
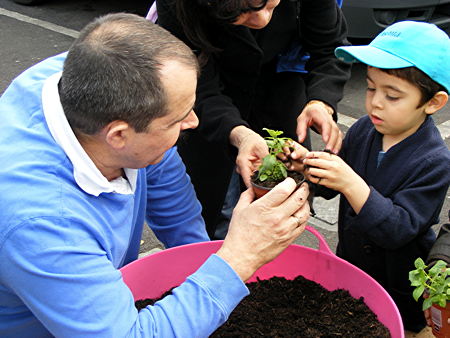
123,60,198,168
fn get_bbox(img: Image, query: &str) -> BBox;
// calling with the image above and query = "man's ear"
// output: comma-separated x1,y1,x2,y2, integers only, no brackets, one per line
425,91,448,115
104,120,130,149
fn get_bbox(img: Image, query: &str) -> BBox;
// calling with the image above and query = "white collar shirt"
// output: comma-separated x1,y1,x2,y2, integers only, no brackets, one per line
42,72,137,196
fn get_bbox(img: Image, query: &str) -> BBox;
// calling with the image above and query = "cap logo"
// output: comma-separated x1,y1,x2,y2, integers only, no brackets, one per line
379,31,401,38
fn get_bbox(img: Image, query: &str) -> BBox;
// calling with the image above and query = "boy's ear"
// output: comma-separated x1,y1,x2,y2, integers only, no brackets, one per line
424,91,448,115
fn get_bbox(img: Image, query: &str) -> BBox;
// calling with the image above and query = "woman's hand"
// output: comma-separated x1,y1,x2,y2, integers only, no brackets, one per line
230,126,269,188
296,100,343,154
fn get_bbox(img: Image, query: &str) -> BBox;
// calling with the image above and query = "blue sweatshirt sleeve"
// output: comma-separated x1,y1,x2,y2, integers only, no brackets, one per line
145,146,209,247
0,220,248,337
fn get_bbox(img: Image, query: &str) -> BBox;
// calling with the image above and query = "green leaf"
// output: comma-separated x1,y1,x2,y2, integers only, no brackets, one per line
437,294,447,308
263,128,283,139
409,270,421,285
413,285,425,301
414,258,426,269
429,261,446,275
423,297,433,310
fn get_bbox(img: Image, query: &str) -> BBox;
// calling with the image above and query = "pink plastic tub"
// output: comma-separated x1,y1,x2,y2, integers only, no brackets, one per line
120,226,404,337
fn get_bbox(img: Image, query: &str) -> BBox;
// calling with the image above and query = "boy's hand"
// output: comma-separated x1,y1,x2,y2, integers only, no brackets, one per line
302,151,354,191
278,140,309,172
303,151,370,214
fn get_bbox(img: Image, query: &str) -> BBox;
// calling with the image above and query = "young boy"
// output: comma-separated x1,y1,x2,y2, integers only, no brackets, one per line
299,21,450,332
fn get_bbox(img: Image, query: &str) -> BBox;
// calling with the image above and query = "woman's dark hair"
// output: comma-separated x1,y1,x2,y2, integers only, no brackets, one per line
59,13,198,135
380,67,447,107
176,0,268,61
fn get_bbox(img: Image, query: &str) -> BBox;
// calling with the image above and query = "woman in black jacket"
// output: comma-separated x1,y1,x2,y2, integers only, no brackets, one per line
157,0,351,238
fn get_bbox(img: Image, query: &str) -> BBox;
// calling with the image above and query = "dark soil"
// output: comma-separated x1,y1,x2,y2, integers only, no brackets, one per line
251,170,306,189
135,275,390,337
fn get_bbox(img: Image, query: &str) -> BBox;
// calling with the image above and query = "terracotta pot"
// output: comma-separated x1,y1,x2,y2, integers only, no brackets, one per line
251,171,306,199
251,181,272,199
430,302,450,337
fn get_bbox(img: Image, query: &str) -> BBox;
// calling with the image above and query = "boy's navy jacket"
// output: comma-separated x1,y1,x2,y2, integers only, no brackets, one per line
317,115,450,325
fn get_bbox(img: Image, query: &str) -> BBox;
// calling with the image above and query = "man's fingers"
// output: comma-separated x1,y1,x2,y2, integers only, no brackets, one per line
291,209,309,228
257,177,298,207
234,188,254,211
274,182,310,218
292,221,307,238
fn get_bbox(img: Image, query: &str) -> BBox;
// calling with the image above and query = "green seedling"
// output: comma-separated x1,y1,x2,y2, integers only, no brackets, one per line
257,128,293,182
409,257,450,310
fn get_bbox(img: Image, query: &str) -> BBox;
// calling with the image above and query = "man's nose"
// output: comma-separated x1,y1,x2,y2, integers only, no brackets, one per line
181,110,199,130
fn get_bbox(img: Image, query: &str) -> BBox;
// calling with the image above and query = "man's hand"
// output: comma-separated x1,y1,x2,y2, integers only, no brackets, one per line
296,100,343,154
230,126,269,188
217,179,310,281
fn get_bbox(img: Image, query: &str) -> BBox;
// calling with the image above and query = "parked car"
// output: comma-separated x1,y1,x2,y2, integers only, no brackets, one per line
11,0,43,4
342,0,450,38
12,0,42,4
9,0,450,39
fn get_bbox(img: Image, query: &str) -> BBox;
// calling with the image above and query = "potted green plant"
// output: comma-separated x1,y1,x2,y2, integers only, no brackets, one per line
409,257,450,337
251,128,305,198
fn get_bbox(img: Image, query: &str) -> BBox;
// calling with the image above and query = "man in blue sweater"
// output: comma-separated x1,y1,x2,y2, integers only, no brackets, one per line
0,13,310,337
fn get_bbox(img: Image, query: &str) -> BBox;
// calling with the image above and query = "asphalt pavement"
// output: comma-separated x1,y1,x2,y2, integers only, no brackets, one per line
1,0,449,256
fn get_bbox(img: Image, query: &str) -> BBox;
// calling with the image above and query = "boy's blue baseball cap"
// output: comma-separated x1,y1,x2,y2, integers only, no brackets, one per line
335,21,450,93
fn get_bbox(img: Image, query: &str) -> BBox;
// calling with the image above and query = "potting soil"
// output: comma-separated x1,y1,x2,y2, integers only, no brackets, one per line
135,275,390,337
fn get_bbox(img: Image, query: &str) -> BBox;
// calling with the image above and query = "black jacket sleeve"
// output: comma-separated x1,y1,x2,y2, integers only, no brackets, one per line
428,211,450,265
300,0,351,114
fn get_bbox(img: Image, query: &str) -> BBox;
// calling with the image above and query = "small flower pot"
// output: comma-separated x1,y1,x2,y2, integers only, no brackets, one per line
251,180,272,199
251,171,306,199
430,302,450,337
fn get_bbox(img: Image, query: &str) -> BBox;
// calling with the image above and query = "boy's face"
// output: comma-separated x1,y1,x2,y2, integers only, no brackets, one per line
365,66,429,145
